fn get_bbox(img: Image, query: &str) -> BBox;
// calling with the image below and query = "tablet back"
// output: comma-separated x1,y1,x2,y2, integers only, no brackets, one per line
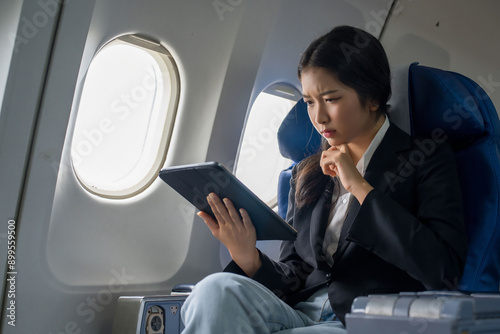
159,162,297,241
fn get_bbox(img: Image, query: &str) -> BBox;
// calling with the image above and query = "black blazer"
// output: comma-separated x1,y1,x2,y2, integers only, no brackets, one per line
225,123,468,324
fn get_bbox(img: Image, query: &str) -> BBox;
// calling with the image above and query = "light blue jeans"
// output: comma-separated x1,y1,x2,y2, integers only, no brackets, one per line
181,272,346,333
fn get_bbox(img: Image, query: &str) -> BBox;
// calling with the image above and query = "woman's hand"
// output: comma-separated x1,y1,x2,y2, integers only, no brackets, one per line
320,144,373,204
197,193,261,276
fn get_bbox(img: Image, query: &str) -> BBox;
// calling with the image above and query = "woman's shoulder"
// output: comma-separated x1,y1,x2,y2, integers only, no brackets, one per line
388,121,455,155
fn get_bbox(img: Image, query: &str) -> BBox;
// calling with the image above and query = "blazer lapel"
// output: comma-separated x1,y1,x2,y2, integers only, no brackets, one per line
309,178,335,262
333,123,412,264
333,198,360,265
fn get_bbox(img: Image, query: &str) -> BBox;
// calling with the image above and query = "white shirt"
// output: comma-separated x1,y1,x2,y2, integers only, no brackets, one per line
322,116,390,267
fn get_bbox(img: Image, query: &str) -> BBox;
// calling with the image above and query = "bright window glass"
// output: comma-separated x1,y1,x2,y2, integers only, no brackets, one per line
71,36,179,198
235,84,301,206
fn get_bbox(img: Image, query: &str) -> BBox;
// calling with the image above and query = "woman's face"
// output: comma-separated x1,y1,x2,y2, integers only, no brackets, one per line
301,66,379,148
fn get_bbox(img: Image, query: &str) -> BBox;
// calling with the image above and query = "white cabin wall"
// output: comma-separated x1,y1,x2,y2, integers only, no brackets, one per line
0,0,23,114
381,0,500,113
1,1,247,332
0,0,24,309
0,0,64,327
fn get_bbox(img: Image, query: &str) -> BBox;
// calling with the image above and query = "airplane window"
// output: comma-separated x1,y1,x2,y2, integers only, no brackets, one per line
235,83,301,207
71,35,179,198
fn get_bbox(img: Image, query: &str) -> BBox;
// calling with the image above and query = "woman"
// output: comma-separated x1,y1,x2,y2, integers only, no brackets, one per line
181,26,468,333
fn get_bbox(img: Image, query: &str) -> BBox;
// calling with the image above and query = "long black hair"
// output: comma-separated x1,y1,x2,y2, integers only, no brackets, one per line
294,25,391,209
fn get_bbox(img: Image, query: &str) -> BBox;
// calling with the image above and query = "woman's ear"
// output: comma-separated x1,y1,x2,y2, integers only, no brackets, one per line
369,100,379,112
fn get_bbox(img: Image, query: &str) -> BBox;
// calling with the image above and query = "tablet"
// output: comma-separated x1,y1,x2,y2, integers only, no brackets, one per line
159,161,297,240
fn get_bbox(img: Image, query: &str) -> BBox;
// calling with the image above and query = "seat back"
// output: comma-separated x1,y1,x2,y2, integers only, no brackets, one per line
408,63,500,292
276,63,500,292
276,99,321,219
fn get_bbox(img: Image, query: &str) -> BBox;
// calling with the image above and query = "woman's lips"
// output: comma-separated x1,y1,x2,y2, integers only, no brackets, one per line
322,130,336,138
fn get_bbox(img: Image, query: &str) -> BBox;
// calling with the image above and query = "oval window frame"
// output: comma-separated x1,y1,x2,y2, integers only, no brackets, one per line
70,34,180,199
234,82,301,207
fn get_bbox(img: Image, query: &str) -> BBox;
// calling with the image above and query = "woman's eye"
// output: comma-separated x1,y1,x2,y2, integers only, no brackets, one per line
325,97,340,103
304,100,314,106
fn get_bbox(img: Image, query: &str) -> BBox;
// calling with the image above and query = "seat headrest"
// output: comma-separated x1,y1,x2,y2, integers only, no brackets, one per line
409,64,486,147
277,99,322,162
387,64,412,134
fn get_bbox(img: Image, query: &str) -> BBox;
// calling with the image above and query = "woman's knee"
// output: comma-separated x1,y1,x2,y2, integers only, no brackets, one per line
185,272,250,305
195,272,247,291
182,272,254,321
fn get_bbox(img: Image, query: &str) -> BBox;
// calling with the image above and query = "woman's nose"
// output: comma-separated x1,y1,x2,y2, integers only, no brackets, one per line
315,104,329,124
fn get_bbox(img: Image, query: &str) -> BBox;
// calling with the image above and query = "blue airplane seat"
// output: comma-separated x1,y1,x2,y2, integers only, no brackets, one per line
276,63,500,293
276,99,322,219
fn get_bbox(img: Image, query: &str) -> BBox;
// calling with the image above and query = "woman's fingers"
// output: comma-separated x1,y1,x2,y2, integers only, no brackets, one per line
320,144,353,175
206,193,246,230
197,211,220,235
207,193,228,226
321,148,339,177
320,144,358,184
320,144,372,197
207,194,237,225
239,208,255,233
335,143,349,154
223,197,245,227
200,193,258,275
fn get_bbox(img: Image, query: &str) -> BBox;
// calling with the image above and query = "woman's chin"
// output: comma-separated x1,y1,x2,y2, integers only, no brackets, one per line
326,138,345,147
